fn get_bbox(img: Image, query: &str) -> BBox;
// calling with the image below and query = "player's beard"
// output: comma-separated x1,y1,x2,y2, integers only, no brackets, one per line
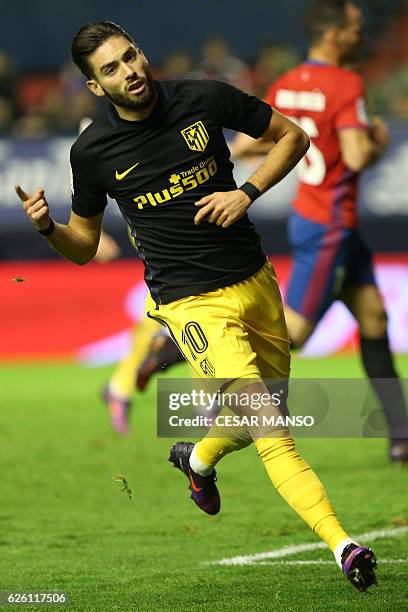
103,69,156,112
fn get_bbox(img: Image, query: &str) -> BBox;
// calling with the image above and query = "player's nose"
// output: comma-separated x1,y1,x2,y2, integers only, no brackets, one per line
123,63,137,78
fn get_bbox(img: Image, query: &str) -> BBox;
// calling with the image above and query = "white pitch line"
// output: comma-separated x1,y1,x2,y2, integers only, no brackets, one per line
209,526,408,566
255,559,408,566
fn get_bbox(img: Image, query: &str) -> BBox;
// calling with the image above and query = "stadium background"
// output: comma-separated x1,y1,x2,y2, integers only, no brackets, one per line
1,3,408,610
1,0,407,361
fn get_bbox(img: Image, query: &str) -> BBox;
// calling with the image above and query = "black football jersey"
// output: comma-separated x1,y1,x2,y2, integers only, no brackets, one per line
70,79,272,304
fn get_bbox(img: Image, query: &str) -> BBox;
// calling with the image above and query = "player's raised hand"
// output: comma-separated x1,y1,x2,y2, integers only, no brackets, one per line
15,185,51,231
194,189,251,228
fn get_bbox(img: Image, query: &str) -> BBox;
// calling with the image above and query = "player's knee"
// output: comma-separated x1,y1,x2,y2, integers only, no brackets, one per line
289,336,306,350
288,328,310,349
284,307,315,349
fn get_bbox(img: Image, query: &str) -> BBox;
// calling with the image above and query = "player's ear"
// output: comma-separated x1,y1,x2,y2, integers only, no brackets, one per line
86,79,105,97
139,49,149,66
325,26,340,46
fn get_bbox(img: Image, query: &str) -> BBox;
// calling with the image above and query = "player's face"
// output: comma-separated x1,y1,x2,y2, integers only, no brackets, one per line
86,36,156,111
338,3,364,61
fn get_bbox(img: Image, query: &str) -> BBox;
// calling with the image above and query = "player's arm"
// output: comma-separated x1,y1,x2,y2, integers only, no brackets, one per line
339,117,390,173
244,109,309,191
228,81,278,159
335,74,390,172
16,185,102,265
229,132,274,159
94,230,121,262
195,109,309,227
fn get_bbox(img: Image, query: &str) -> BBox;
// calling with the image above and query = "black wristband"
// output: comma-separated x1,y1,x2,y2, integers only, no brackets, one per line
238,181,261,203
37,218,55,236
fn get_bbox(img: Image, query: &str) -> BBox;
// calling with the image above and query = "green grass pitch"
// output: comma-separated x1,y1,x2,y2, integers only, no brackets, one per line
0,356,407,611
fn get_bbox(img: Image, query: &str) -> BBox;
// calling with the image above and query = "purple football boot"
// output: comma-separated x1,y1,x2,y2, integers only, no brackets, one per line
341,543,377,592
169,442,220,515
102,386,131,435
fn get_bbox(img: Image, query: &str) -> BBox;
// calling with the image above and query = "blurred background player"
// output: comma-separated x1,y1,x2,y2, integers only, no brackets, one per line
92,230,160,434
102,314,163,434
231,0,408,462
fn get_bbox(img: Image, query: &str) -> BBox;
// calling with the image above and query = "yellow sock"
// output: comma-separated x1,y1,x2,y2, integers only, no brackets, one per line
192,429,252,470
255,436,349,551
110,316,162,398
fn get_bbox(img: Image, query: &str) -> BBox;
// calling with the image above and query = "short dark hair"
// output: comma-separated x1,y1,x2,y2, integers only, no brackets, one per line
305,0,351,44
71,21,135,78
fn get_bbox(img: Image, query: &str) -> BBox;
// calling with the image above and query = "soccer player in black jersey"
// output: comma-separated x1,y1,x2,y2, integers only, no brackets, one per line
16,22,377,591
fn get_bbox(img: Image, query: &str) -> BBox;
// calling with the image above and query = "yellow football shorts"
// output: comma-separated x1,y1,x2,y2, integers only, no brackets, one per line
145,259,290,381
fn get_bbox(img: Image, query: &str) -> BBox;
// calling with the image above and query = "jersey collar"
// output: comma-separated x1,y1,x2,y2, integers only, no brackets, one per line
305,59,333,67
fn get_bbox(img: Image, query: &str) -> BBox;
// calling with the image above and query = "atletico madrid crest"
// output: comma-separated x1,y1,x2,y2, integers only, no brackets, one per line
181,121,209,152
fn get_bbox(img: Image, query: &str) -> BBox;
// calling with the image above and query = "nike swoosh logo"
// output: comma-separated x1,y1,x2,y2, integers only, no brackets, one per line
189,470,202,493
115,163,139,180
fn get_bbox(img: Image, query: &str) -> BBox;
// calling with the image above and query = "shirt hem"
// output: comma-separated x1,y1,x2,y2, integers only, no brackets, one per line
156,256,267,305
